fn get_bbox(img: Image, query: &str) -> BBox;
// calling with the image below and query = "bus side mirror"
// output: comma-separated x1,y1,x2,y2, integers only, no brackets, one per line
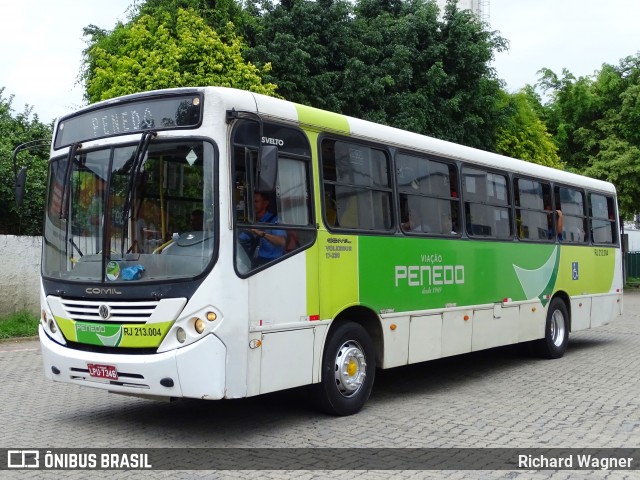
15,166,27,207
256,145,278,193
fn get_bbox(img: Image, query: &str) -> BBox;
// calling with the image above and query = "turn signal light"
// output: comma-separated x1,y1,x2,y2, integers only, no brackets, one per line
194,318,205,334
207,312,217,322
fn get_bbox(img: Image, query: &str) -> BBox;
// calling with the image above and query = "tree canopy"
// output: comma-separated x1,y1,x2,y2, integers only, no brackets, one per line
247,0,507,150
494,88,562,169
76,1,640,218
538,55,640,217
2,1,639,238
81,0,507,150
0,88,51,235
82,7,277,103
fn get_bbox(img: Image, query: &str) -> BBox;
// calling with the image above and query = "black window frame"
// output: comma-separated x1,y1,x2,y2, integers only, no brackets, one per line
230,119,316,277
513,176,555,243
395,150,461,237
554,185,588,244
589,192,618,246
320,135,395,234
461,165,513,240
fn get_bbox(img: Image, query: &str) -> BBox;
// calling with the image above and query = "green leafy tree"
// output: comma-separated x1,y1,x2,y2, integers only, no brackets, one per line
584,137,640,218
495,90,562,168
247,0,357,113
539,55,640,217
248,0,507,150
0,88,52,235
135,0,256,42
83,8,277,103
537,68,598,170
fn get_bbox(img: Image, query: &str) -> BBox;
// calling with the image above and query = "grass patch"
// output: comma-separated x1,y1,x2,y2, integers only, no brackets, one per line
625,277,640,289
0,311,39,339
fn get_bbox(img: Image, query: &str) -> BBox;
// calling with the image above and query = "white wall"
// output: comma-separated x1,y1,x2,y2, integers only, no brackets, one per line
0,235,41,316
626,229,640,252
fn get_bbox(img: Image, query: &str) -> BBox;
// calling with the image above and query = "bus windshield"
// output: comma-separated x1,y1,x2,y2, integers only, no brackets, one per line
42,139,216,283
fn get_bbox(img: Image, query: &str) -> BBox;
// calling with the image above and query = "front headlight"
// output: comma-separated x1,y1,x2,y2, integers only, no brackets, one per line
41,304,67,345
157,308,221,353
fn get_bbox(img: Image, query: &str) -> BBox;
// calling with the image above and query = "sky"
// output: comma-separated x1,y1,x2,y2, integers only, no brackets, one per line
0,0,639,124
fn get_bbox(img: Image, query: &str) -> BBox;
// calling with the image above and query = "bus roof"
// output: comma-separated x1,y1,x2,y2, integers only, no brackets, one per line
244,87,616,195
64,86,616,195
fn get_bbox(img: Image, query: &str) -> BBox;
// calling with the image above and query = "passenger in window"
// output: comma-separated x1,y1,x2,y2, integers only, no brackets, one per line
546,208,563,240
442,213,457,235
402,207,427,232
189,209,204,231
555,209,563,240
240,192,286,266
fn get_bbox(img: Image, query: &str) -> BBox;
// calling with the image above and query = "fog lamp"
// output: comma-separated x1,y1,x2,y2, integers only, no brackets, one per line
176,327,186,343
48,319,57,334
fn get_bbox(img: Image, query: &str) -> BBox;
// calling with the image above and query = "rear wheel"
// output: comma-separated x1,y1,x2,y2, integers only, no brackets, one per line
535,297,569,359
313,322,376,416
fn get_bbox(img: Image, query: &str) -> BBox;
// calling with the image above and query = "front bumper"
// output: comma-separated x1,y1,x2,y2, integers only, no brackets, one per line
39,325,227,400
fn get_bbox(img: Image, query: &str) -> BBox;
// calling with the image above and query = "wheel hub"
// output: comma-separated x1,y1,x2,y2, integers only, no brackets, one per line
334,340,367,397
550,309,566,347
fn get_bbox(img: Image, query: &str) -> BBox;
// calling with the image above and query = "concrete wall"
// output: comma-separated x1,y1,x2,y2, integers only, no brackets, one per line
0,235,41,316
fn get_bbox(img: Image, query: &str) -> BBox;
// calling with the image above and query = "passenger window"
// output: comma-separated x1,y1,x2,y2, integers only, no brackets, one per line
462,167,511,239
514,178,553,242
590,193,617,245
396,153,459,235
321,139,393,231
555,186,587,243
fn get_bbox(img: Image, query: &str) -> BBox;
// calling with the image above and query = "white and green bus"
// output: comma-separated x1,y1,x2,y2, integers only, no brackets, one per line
38,87,622,415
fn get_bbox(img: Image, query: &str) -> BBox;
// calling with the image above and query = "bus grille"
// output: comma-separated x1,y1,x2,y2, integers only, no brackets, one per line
59,299,159,324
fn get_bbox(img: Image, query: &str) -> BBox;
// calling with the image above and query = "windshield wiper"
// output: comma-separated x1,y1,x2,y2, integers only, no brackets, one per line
120,131,156,255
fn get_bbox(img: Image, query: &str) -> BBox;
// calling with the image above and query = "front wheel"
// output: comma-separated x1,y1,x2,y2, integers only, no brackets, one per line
312,322,376,416
535,298,569,359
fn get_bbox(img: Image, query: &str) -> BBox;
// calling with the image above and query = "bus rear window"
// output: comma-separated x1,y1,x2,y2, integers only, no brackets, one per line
590,193,617,245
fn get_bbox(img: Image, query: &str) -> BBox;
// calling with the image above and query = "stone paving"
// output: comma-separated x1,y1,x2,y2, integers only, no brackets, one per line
1,292,639,479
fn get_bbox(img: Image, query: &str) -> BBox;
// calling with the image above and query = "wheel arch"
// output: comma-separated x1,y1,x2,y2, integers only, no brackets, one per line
551,290,572,332
324,305,384,367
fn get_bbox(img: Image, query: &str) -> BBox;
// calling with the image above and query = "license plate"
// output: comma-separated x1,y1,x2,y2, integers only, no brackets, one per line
87,363,119,380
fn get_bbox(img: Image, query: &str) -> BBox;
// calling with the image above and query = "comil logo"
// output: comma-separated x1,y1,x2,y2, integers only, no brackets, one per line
8,450,39,468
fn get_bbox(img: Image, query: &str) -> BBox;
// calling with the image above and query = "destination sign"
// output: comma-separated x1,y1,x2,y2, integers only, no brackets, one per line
54,93,203,148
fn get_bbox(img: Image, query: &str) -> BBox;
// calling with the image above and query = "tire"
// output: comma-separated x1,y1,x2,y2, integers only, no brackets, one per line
312,322,376,416
535,297,569,359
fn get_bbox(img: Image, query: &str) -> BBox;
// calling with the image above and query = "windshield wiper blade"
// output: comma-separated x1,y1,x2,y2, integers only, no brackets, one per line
120,131,156,255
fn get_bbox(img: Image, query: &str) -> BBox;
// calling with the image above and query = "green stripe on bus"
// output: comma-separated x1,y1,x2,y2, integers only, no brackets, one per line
317,232,360,319
54,316,174,348
295,104,350,134
357,238,616,313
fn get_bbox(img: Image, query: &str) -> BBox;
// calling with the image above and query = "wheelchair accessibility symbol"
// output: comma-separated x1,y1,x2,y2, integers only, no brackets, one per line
572,262,579,280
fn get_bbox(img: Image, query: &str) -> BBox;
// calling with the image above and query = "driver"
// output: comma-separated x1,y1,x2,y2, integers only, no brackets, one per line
240,192,286,266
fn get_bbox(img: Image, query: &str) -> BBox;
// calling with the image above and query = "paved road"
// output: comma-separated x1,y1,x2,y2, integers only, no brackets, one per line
2,293,640,479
